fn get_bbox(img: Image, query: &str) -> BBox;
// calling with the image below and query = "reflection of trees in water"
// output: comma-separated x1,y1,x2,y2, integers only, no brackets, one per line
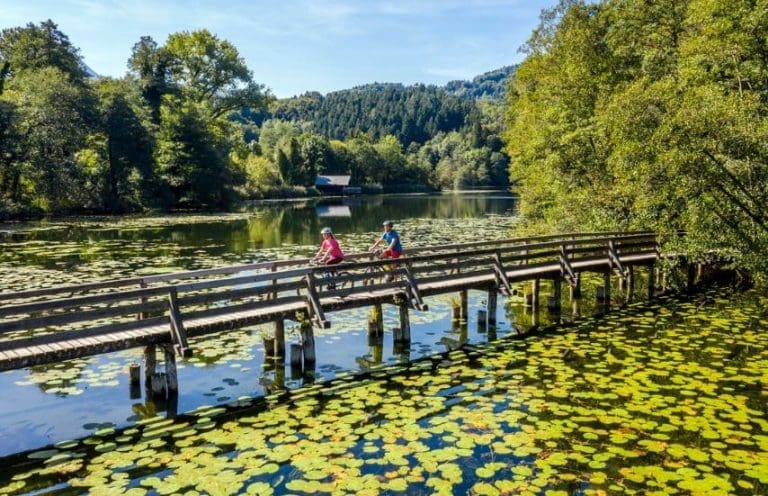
3,194,517,272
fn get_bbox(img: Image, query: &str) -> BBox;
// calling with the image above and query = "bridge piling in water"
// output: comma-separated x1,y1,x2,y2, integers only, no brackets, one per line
571,298,581,320
374,303,384,334
548,275,562,311
300,320,316,364
477,309,487,331
273,320,285,358
163,344,178,394
528,279,540,311
648,263,656,300
398,303,411,342
687,261,697,293
290,344,302,368
570,273,581,300
144,345,156,389
128,362,141,399
460,290,468,321
487,287,497,326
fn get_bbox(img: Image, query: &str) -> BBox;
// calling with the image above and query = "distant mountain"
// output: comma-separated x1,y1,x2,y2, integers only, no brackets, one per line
267,82,475,144
444,66,516,100
237,67,513,145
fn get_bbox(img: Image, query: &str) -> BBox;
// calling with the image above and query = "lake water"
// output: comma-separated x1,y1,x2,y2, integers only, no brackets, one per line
0,193,522,456
1,193,766,495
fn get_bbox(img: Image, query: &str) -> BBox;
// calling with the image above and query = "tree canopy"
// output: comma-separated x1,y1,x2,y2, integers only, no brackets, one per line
505,0,768,278
0,24,272,215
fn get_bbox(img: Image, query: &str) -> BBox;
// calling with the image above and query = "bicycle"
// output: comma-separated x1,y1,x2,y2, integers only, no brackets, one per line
308,259,353,292
364,249,402,286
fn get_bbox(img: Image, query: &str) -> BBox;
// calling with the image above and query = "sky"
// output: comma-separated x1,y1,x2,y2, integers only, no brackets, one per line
1,0,554,98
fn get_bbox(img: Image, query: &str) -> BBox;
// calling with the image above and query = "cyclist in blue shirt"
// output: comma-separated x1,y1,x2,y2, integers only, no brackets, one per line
370,220,402,259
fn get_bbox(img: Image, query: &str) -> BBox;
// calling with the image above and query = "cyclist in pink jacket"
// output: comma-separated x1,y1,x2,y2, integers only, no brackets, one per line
313,227,345,265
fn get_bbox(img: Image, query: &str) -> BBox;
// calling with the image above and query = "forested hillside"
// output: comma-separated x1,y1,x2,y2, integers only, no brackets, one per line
254,66,516,144
445,65,516,100
234,71,514,194
269,83,474,144
506,0,768,278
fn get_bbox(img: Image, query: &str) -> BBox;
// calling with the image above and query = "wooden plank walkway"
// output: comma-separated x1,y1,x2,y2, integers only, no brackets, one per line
0,231,668,371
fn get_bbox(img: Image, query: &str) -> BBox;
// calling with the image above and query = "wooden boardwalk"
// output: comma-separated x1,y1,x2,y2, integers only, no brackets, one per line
0,231,667,372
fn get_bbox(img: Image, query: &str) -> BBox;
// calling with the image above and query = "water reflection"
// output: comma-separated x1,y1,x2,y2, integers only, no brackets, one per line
0,193,517,274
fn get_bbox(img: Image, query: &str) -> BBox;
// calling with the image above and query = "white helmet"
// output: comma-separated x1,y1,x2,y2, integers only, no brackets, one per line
321,227,333,234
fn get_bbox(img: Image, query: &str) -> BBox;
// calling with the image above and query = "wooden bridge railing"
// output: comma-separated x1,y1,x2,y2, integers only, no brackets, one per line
0,231,664,371
0,230,650,304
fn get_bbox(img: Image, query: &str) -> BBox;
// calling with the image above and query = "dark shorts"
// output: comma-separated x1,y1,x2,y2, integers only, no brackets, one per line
382,249,401,259
325,256,344,265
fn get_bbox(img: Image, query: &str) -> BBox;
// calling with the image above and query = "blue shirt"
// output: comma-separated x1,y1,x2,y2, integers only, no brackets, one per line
381,229,402,252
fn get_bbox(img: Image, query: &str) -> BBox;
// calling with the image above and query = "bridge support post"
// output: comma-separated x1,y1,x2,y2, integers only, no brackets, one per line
290,344,303,379
262,336,275,358
397,303,411,342
548,276,562,311
487,288,497,326
129,362,140,386
144,345,156,389
626,266,635,302
163,344,178,394
532,279,540,311
648,264,656,300
374,303,384,334
603,271,611,307
459,319,468,345
569,273,581,300
273,320,285,359
290,344,302,367
477,309,487,331
687,262,697,294
128,362,141,399
571,298,581,320
460,290,468,321
300,320,316,364
372,341,383,364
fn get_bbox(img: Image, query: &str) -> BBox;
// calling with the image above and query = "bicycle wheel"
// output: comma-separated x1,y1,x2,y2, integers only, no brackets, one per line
331,271,353,293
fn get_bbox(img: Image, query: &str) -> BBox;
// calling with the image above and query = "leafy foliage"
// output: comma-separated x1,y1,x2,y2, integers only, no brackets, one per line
0,24,272,217
505,0,768,279
0,20,85,85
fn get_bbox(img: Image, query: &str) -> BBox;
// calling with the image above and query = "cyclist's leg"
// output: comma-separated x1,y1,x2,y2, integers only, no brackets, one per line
381,249,401,280
325,257,343,289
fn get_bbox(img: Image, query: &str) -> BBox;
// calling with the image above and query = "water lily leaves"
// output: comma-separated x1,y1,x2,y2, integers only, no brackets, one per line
2,284,768,495
244,481,273,495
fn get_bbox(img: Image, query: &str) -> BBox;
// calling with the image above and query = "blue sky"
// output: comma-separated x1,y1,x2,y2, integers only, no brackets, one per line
1,0,554,98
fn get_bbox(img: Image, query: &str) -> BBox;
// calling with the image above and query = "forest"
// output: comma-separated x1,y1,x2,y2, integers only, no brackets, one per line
506,0,768,279
0,21,510,219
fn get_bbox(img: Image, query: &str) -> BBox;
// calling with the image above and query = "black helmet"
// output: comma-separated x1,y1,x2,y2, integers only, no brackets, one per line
382,220,394,227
